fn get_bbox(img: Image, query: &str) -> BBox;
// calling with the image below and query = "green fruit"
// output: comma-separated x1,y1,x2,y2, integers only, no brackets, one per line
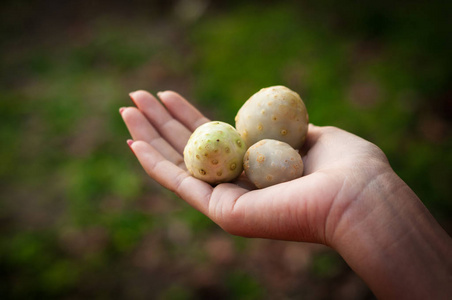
184,121,246,184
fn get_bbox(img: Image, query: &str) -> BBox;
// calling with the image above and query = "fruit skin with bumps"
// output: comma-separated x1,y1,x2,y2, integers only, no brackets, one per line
183,121,246,184
243,139,304,189
235,85,309,150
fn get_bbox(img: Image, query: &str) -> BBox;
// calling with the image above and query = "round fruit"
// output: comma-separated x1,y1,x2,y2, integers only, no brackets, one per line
243,139,304,188
235,85,309,149
183,121,246,184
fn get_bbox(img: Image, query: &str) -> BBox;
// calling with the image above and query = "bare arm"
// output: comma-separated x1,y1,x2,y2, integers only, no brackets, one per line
332,170,452,299
121,90,452,298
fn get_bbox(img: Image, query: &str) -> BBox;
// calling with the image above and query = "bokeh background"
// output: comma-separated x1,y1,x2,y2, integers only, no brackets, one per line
1,0,451,299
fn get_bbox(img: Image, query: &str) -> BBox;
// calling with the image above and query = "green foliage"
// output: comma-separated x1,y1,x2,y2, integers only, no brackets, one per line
189,2,452,217
158,284,193,300
310,251,343,279
226,270,265,300
1,0,450,298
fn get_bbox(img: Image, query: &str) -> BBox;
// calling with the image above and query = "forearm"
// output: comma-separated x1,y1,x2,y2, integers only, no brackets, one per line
333,171,452,299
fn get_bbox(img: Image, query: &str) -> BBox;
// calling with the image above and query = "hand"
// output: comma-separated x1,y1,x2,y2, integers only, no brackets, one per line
120,90,452,299
119,90,391,246
120,91,452,299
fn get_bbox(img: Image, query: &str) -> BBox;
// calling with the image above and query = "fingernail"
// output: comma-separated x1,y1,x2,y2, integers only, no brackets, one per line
157,91,167,98
127,139,135,154
129,92,137,105
119,107,126,115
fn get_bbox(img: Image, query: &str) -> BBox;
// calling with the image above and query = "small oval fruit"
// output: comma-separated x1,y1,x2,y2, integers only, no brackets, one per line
235,85,309,149
183,121,246,184
243,139,304,188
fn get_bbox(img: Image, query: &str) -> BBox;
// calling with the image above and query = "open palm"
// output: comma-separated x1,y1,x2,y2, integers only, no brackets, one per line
121,90,391,248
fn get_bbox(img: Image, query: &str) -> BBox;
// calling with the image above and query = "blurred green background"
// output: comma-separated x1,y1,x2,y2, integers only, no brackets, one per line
1,0,451,299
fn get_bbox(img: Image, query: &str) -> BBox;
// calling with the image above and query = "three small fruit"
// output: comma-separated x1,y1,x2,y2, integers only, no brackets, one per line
183,85,309,188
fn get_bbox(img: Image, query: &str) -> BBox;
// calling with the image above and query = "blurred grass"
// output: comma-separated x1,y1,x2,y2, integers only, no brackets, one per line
1,0,451,298
190,2,452,216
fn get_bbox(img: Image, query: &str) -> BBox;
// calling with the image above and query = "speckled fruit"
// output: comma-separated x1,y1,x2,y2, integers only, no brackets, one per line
243,139,304,188
183,121,246,184
235,85,309,149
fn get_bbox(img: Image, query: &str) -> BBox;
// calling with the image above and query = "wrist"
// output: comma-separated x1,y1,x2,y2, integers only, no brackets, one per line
331,169,452,298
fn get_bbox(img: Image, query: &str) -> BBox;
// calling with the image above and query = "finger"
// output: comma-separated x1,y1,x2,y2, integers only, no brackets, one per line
301,128,329,179
300,124,322,155
129,140,213,215
129,90,192,154
157,91,210,131
121,107,184,167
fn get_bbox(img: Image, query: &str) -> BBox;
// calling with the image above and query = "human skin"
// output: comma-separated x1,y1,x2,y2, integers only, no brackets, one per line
120,90,452,299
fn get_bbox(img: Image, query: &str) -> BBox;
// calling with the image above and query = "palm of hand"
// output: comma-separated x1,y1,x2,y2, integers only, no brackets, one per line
121,90,389,248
